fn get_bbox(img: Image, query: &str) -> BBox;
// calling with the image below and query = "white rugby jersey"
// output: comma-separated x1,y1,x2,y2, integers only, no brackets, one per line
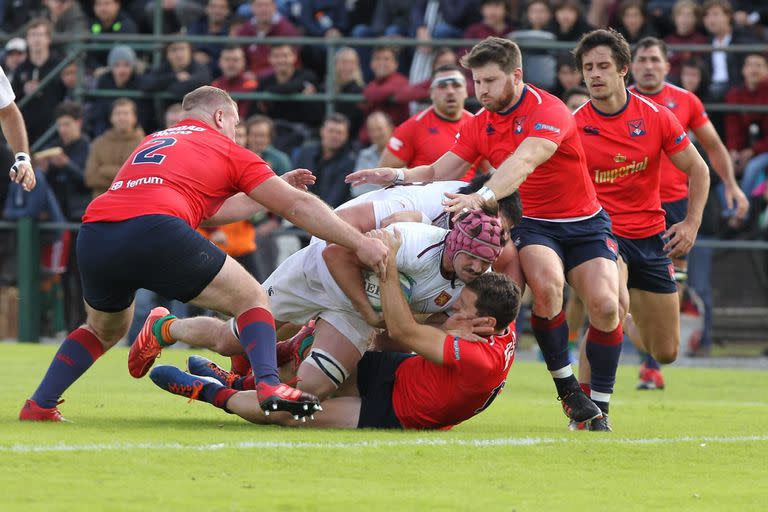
0,67,15,109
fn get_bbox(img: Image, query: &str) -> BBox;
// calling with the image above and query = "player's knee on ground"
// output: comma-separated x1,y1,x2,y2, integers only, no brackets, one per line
298,349,352,400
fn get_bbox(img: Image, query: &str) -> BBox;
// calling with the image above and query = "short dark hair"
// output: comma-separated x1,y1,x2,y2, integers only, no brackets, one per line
633,36,669,62
55,100,83,120
372,46,399,60
431,64,463,79
459,174,523,229
562,85,589,104
481,0,508,8
246,114,275,139
702,0,732,18
324,112,350,129
466,272,521,329
573,28,632,78
461,37,522,74
111,97,137,115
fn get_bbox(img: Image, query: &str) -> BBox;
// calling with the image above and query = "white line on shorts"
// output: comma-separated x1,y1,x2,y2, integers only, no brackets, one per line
2,435,767,453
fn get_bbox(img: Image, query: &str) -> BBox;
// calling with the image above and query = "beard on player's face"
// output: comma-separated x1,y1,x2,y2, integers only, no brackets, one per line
483,76,516,112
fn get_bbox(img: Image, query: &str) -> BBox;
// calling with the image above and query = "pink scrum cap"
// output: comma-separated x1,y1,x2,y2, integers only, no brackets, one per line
444,210,504,263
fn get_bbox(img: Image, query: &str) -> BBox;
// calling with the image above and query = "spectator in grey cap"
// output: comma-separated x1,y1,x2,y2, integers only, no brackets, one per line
2,38,27,84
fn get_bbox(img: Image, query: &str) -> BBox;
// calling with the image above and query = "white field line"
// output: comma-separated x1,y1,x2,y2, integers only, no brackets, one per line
2,435,768,454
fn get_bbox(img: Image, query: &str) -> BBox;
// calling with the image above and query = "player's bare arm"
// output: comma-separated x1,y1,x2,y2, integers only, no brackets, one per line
345,152,470,188
380,210,427,227
1,101,34,191
377,147,407,168
443,137,557,217
333,203,377,233
250,176,389,278
693,121,749,219
371,228,451,365
322,244,384,327
664,144,711,257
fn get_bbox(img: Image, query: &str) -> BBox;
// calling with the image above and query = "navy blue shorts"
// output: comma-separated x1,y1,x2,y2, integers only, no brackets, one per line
616,234,677,293
662,198,688,262
77,215,227,312
356,351,413,429
511,209,618,274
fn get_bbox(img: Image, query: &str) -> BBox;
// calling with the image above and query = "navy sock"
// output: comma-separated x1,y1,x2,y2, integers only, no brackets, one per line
643,352,661,370
31,328,105,408
586,324,624,410
531,310,570,372
195,377,237,411
236,307,279,385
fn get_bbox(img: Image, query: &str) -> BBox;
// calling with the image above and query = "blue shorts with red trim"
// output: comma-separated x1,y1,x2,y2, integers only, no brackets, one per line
511,209,619,274
77,214,226,312
616,234,677,293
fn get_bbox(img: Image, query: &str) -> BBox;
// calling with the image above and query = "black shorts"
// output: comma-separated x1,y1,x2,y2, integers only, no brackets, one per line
662,198,688,262
616,234,678,294
356,351,414,429
77,214,227,312
511,209,618,273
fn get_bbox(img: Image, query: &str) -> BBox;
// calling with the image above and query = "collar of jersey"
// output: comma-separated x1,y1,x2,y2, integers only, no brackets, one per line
496,85,528,116
590,89,632,117
632,82,667,97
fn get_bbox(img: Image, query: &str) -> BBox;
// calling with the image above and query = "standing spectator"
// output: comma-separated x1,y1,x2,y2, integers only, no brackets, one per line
326,46,365,136
702,0,756,100
616,0,658,44
237,0,299,79
11,18,66,145
361,46,409,143
553,0,594,41
3,38,27,84
294,113,356,207
464,0,512,41
84,98,144,198
351,111,393,197
88,0,139,69
88,45,153,136
143,0,205,33
212,45,257,120
251,44,321,126
187,0,231,74
664,0,708,82
245,114,292,175
44,0,87,34
141,40,212,113
37,100,91,222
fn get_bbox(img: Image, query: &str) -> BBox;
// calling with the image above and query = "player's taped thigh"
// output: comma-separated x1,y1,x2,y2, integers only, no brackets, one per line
304,348,351,388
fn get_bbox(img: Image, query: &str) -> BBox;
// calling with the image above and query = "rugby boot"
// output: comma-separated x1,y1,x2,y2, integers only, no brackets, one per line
19,399,68,422
128,307,173,378
568,419,587,431
588,414,612,432
188,355,238,387
276,321,316,371
255,381,321,420
636,367,665,390
150,365,221,402
559,388,602,423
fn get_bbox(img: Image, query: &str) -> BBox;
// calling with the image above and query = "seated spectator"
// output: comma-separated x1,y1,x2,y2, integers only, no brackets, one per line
562,85,590,112
212,45,257,119
59,60,79,101
11,18,66,145
361,46,409,143
679,58,712,103
664,0,708,82
464,0,513,41
141,39,212,112
236,0,299,79
1,0,40,34
616,0,658,44
552,54,583,98
36,101,91,221
251,44,322,126
702,0,756,100
351,0,415,80
187,0,231,74
88,0,139,69
723,53,768,218
294,113,356,208
84,98,145,198
351,111,393,197
326,46,366,136
296,0,348,37
2,38,27,84
44,0,87,35
396,47,461,106
521,0,556,33
553,0,594,41
164,103,185,128
88,45,153,136
143,0,205,33
245,114,293,175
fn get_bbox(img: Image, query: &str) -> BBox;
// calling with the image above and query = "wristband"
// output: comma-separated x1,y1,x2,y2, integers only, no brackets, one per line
477,186,496,202
393,168,405,185
14,152,30,163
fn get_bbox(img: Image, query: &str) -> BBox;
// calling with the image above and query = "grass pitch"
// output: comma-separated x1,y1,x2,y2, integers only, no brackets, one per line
1,343,767,511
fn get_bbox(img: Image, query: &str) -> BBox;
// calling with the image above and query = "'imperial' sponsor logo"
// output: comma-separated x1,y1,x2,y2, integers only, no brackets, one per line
593,156,649,184
110,176,164,191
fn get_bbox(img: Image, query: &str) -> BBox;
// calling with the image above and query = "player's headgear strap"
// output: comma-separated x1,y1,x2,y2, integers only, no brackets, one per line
444,210,503,264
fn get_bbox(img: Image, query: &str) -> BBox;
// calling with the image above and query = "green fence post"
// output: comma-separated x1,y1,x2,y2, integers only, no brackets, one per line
17,218,40,343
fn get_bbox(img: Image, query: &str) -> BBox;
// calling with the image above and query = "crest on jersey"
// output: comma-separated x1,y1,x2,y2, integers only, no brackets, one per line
606,238,618,255
486,122,496,135
584,125,600,135
614,153,626,163
434,291,452,307
513,116,525,134
665,99,677,110
428,127,439,134
628,119,646,137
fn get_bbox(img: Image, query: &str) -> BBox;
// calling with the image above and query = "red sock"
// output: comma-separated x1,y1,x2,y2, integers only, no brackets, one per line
230,354,251,376
580,383,591,396
212,388,237,411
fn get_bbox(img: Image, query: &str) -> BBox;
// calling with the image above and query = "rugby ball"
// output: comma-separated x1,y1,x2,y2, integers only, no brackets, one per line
362,270,415,312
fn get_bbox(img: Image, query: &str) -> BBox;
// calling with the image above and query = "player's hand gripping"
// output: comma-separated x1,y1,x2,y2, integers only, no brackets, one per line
355,234,389,280
663,217,699,258
443,192,489,221
345,167,398,187
281,168,316,191
9,153,35,191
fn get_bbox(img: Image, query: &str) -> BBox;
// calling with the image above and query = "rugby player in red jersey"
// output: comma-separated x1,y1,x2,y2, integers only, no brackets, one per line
572,29,711,429
19,86,388,422
347,37,621,427
149,229,521,430
628,36,748,389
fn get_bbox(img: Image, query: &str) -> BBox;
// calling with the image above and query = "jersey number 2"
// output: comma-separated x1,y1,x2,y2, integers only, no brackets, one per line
132,137,177,165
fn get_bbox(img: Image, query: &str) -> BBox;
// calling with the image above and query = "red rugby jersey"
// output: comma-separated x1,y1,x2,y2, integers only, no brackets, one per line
573,91,691,239
83,119,275,228
387,107,479,181
392,326,516,430
630,82,708,203
451,85,600,220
